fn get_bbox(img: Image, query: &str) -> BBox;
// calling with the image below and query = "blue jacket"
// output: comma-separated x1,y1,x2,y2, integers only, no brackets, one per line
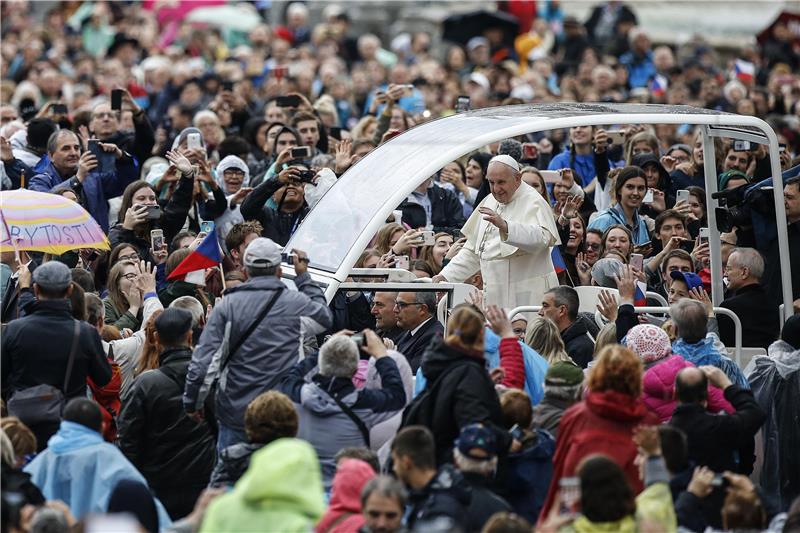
672,336,749,388
414,328,547,405
619,50,657,88
588,203,651,245
548,150,596,187
24,421,172,529
500,429,555,523
28,156,138,232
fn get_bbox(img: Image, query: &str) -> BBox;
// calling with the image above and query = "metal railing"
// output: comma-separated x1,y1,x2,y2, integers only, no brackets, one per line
509,305,744,367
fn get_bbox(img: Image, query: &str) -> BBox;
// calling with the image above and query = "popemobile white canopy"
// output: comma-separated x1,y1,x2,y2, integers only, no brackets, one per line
284,103,793,322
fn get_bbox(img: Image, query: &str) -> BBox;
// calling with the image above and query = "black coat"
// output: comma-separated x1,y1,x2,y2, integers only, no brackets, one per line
395,318,444,373
462,472,512,531
407,464,471,531
0,260,37,323
764,221,800,309
104,115,155,170
561,319,595,369
239,175,310,246
2,300,111,399
402,338,510,467
719,284,780,350
209,442,263,487
669,385,766,474
398,184,466,235
117,347,216,518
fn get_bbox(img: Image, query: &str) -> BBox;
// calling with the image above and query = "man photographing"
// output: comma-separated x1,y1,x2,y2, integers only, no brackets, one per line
433,155,560,309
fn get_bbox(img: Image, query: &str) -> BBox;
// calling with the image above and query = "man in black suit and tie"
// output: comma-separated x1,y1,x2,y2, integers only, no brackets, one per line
394,290,444,372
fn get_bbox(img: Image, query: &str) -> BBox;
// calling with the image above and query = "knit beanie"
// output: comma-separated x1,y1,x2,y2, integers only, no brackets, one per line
625,324,672,364
545,361,584,386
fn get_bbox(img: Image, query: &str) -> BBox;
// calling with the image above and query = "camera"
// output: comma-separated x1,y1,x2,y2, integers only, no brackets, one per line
350,333,367,347
296,169,317,184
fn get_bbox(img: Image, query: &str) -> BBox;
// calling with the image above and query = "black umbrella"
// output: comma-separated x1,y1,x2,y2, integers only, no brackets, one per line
442,10,520,48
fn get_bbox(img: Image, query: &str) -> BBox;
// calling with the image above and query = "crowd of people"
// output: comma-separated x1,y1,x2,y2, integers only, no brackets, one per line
2,1,800,532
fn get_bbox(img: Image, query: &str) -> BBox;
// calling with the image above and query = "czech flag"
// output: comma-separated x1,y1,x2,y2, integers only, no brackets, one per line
167,230,222,282
649,74,668,98
551,247,567,274
634,281,647,307
733,59,755,84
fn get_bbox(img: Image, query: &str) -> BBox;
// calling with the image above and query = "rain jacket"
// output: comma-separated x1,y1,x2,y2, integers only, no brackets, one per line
29,156,138,232
540,390,659,521
642,355,733,422
745,340,800,509
24,421,172,528
200,439,325,533
315,459,375,533
671,336,749,388
279,351,406,487
202,155,250,247
587,203,651,246
184,273,333,431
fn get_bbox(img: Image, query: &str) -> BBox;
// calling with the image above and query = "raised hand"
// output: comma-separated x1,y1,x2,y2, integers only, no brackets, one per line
485,304,514,338
596,290,619,321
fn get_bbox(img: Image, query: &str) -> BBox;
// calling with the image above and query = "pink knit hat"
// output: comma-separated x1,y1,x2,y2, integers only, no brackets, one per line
625,324,671,363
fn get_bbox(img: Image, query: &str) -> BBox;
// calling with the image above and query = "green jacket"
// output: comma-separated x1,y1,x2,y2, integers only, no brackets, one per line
102,296,140,331
158,281,204,308
560,483,677,533
200,438,325,533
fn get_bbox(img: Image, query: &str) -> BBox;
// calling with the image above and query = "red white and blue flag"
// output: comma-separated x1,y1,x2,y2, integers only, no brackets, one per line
634,281,647,307
167,230,222,282
733,59,755,84
649,74,668,97
551,247,567,274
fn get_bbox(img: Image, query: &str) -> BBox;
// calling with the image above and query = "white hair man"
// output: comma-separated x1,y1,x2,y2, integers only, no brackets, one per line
433,154,560,308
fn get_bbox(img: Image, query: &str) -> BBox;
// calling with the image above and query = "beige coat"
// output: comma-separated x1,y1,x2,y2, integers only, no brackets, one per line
441,181,560,309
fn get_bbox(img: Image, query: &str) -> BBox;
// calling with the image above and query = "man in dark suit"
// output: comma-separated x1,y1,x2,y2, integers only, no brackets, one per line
394,291,444,372
719,247,780,350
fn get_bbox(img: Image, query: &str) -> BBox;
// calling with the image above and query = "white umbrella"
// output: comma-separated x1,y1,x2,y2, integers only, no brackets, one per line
186,4,262,33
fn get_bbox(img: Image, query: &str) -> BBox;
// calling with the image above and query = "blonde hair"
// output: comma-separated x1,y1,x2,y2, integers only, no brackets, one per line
0,417,36,463
594,322,617,356
351,116,378,141
135,309,164,376
445,306,485,353
374,223,404,255
525,317,571,364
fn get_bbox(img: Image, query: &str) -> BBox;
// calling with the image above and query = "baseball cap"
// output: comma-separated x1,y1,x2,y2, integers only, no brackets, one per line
243,237,282,269
455,423,497,461
33,261,72,292
669,270,703,291
467,72,490,91
545,361,584,386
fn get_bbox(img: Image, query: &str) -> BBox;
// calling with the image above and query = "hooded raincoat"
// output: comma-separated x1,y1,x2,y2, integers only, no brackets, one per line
315,459,375,533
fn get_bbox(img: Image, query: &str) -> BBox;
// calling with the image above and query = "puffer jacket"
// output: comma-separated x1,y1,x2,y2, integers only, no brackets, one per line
642,355,733,422
184,273,333,431
315,459,375,533
279,351,405,487
540,390,659,521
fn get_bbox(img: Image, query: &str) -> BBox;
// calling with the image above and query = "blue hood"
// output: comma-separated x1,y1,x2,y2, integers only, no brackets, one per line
47,421,105,454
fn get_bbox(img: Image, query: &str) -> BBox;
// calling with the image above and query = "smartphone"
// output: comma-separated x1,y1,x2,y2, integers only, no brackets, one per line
676,189,690,204
540,170,562,184
699,227,709,245
111,89,123,111
329,126,343,140
145,205,162,221
290,146,312,159
350,333,367,347
401,84,414,92
275,95,302,108
456,95,470,113
509,423,523,441
200,221,215,234
558,477,581,517
52,103,68,115
711,473,729,488
392,210,403,226
422,230,435,246
733,139,752,151
606,130,625,145
679,239,695,253
281,251,295,265
643,189,654,204
271,65,289,79
395,255,410,270
87,139,116,173
221,80,234,92
522,142,538,160
779,143,786,153
150,229,164,251
187,133,202,151
630,253,644,271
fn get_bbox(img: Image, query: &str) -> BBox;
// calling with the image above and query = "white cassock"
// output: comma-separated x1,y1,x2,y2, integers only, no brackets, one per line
440,181,561,309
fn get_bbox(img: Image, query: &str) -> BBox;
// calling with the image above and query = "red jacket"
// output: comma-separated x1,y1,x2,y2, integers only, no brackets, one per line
539,390,659,522
315,459,375,533
499,337,526,390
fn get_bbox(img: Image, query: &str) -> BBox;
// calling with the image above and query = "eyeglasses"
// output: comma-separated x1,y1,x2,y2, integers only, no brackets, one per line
118,253,139,262
585,243,601,251
394,301,422,309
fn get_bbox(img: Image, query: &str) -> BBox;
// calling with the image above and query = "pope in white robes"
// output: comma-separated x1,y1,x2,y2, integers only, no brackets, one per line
434,155,560,309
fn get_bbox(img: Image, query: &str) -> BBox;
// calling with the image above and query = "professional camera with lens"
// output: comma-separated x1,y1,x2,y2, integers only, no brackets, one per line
713,182,776,246
296,170,317,184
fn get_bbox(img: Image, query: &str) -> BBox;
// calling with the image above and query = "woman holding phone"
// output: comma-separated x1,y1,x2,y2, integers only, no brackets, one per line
109,150,195,264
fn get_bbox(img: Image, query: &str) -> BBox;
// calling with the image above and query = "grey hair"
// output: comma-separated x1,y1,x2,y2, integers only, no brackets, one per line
414,291,437,315
453,447,497,476
46,129,75,155
729,247,764,280
360,475,408,509
29,507,69,533
245,265,278,278
319,336,359,378
498,139,523,163
170,296,205,327
670,299,707,344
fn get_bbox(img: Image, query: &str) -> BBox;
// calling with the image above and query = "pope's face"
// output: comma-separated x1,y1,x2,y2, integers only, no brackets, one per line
487,162,521,204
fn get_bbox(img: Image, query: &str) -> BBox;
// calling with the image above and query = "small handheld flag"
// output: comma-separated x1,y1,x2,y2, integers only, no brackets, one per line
167,230,222,281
